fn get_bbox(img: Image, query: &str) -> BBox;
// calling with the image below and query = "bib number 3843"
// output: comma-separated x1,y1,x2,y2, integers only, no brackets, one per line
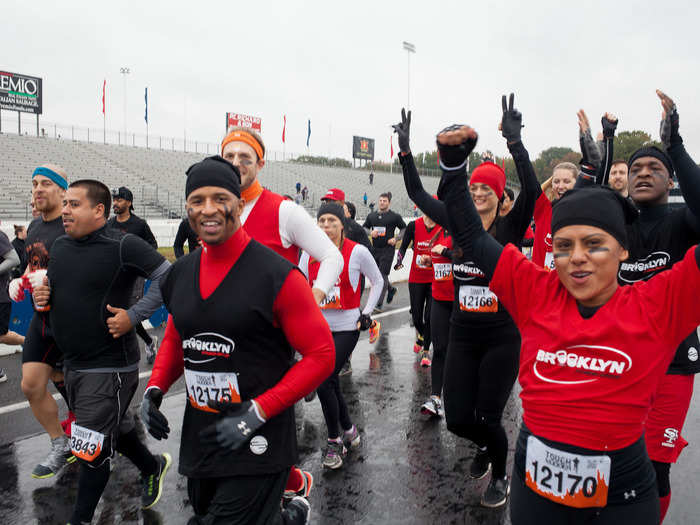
458,285,498,313
70,423,105,462
525,435,610,508
184,370,242,412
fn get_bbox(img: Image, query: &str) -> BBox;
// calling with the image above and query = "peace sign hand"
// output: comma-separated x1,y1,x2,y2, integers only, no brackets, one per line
657,89,680,149
392,108,412,153
500,93,523,144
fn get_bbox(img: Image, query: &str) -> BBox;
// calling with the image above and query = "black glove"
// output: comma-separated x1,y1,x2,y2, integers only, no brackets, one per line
357,313,373,331
500,93,524,144
601,114,618,139
141,388,170,440
392,108,411,153
660,106,681,148
436,125,478,170
199,400,265,450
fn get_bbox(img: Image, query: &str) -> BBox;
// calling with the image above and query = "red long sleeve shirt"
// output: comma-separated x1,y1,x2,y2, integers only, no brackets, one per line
147,227,334,418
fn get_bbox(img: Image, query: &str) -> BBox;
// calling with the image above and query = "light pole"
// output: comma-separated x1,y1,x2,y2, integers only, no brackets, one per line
402,41,416,110
120,67,130,141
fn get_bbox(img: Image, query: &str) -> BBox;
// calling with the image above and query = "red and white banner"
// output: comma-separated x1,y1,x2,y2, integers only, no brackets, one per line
226,112,262,132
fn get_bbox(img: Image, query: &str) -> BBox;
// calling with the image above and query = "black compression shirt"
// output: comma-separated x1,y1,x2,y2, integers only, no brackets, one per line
173,219,199,258
362,210,406,250
107,214,158,248
48,225,166,369
345,218,372,250
25,216,64,273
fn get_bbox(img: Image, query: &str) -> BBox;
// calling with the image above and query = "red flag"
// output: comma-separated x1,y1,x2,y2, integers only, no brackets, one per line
390,136,394,158
102,80,106,115
282,115,286,143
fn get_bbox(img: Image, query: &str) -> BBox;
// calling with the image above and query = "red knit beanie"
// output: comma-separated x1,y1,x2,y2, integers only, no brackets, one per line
469,162,506,200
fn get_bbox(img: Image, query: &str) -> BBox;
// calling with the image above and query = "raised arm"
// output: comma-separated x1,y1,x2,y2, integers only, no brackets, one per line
658,90,700,231
393,109,450,227
435,125,504,280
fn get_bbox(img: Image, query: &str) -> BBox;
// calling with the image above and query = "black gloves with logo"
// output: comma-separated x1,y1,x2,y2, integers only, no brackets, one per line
500,93,524,144
392,108,412,153
141,388,170,440
357,313,373,331
660,106,681,148
199,400,266,450
601,114,618,139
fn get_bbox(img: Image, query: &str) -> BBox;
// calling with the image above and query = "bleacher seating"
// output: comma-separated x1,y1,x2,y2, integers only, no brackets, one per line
0,133,441,220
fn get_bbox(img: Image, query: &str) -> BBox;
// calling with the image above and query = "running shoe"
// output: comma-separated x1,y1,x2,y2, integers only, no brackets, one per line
343,424,361,449
481,476,510,508
61,411,76,437
145,336,158,365
339,360,352,376
31,435,75,479
285,496,311,525
322,439,347,469
469,447,491,480
420,350,432,367
284,468,313,499
420,396,444,417
413,334,424,353
0,368,7,383
387,286,397,304
373,305,383,314
369,320,381,344
141,452,172,509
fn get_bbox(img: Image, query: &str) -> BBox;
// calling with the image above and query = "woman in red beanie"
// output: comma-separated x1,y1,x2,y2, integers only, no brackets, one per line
394,94,539,507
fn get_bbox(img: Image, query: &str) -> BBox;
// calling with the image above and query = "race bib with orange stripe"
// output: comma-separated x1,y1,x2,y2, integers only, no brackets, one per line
373,226,386,237
433,263,452,281
70,423,104,462
184,369,242,412
525,435,610,508
544,252,555,271
458,285,498,312
320,286,342,310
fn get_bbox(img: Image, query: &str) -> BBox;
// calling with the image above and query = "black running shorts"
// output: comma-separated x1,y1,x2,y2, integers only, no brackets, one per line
22,313,63,367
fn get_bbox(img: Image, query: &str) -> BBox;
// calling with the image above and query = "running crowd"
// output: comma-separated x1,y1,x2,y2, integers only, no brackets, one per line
0,88,698,524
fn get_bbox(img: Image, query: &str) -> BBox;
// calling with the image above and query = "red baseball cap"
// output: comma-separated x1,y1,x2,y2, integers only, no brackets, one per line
321,188,346,202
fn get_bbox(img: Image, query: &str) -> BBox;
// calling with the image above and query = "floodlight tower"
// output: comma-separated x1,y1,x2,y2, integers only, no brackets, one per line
402,41,416,110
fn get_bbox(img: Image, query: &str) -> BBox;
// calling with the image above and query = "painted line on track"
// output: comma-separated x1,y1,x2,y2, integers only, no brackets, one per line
0,306,411,416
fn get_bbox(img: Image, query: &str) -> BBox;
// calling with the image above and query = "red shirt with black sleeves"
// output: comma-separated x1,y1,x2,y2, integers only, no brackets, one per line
489,244,700,451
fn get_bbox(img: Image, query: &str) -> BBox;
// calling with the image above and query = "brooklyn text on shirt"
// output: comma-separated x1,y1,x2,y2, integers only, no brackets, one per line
182,332,236,359
618,251,671,283
452,262,485,280
533,345,633,385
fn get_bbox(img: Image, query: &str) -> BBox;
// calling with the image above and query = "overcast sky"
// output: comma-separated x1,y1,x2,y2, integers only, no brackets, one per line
4,0,700,163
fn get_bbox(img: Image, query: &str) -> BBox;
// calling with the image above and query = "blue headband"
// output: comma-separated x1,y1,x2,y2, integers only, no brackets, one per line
32,167,68,190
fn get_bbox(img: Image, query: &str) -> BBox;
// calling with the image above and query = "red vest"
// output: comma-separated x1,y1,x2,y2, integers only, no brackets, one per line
430,230,454,302
243,189,300,264
308,239,362,310
409,218,437,284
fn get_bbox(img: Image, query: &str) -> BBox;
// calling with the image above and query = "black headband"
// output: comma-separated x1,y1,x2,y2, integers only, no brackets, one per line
317,202,345,224
185,156,241,199
628,146,674,178
552,186,638,248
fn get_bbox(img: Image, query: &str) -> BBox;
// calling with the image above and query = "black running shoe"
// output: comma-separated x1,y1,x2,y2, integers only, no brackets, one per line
386,286,397,304
469,447,491,479
285,496,311,524
142,453,171,509
481,476,509,508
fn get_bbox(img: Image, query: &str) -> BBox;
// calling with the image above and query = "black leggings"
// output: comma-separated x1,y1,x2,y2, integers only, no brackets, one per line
429,298,452,396
135,322,153,346
318,330,360,439
510,468,660,525
408,282,432,350
443,323,520,479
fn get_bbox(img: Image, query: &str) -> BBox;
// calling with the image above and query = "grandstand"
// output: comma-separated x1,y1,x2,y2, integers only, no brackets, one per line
0,132,442,221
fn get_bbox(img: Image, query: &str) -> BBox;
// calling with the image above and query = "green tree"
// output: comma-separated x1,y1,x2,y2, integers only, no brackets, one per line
613,131,662,162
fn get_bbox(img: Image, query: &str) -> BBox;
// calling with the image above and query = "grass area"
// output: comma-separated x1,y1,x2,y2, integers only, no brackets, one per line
158,246,177,263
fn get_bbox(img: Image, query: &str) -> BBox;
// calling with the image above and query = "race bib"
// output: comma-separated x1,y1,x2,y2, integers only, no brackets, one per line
373,226,386,237
458,285,498,312
525,435,610,508
184,369,242,412
544,251,555,271
70,423,104,462
433,262,452,281
320,286,342,310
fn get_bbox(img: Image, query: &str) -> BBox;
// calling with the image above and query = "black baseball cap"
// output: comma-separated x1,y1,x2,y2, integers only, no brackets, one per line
112,186,134,202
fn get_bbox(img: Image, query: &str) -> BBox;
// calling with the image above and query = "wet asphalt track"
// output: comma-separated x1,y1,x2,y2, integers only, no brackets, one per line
0,283,698,524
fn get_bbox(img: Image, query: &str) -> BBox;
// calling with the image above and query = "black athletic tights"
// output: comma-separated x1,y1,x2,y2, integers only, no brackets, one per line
429,298,452,396
408,282,432,350
443,323,520,479
318,330,360,439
